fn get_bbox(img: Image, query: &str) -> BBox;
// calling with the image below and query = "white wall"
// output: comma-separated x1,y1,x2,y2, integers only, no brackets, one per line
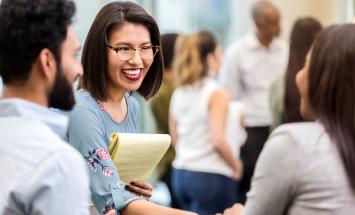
269,0,349,41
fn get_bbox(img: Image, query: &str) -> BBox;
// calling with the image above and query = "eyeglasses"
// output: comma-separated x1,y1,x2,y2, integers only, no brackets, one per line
107,44,160,61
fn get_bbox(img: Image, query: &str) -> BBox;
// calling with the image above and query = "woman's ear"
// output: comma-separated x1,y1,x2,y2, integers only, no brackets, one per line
38,48,57,81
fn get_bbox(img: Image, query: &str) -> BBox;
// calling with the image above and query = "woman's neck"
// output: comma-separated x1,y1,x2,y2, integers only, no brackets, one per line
100,86,128,123
106,86,126,104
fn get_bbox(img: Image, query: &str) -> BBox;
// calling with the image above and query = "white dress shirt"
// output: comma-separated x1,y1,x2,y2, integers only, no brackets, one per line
0,99,90,215
219,33,288,127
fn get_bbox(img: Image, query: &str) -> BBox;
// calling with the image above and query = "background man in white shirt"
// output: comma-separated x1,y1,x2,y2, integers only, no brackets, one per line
0,0,90,214
219,0,288,203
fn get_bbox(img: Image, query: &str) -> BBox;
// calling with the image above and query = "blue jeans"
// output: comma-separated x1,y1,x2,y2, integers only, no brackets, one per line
172,168,237,215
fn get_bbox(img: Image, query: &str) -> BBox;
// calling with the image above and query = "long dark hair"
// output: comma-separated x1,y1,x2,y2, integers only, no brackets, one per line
81,1,163,101
283,17,322,123
161,33,178,71
309,24,355,193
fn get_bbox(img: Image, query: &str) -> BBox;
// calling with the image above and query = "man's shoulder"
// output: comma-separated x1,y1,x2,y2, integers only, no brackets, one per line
273,37,288,46
0,117,82,161
0,117,86,191
0,117,88,214
224,34,254,56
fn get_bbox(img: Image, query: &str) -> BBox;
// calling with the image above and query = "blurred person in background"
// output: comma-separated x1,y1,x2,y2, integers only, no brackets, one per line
169,31,243,215
150,33,180,208
270,17,322,130
220,23,355,215
219,0,288,203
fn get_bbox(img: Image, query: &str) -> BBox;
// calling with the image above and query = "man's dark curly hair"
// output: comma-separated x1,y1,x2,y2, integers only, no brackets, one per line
0,0,75,84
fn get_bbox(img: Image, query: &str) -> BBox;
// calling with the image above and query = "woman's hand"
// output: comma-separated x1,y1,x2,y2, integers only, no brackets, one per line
232,159,243,181
104,209,116,215
216,203,244,215
125,180,153,200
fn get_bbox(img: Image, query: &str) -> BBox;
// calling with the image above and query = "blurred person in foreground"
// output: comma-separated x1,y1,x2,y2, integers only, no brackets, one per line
0,0,89,214
220,23,355,215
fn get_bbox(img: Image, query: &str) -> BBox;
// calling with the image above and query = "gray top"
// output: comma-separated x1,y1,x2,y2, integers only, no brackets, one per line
0,99,89,215
66,90,141,214
244,122,355,215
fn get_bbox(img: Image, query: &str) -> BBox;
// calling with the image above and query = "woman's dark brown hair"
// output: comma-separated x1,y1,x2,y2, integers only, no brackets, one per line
161,33,178,71
81,1,163,100
309,24,355,193
283,17,322,123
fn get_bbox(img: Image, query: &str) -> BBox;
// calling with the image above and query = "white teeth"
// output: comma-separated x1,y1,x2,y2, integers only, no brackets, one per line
123,69,140,75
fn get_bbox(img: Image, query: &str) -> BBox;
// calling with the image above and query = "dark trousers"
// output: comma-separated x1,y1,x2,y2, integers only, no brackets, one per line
237,126,270,204
172,168,238,215
161,167,180,208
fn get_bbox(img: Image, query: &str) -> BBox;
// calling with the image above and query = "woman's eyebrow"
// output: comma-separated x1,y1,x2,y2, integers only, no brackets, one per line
140,41,153,45
111,41,152,46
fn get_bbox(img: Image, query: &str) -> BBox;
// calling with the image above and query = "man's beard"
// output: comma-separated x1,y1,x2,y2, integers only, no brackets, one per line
48,67,76,111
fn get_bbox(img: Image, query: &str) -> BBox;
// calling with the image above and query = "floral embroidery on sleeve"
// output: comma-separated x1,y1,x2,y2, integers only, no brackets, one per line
84,148,113,177
103,167,113,177
97,148,111,161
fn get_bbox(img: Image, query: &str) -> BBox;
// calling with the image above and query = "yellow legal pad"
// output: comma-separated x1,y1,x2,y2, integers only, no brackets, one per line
109,133,171,183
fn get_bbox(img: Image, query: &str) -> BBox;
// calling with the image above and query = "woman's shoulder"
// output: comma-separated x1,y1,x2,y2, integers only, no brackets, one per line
125,93,139,109
73,90,99,111
124,93,140,119
268,122,327,151
74,89,93,103
257,122,326,174
272,122,324,138
69,90,103,121
175,77,219,94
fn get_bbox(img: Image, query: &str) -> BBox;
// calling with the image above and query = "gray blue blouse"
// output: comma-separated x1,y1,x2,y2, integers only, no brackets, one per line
66,90,141,214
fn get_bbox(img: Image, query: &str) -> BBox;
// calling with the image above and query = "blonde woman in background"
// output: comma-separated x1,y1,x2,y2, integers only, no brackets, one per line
169,31,243,215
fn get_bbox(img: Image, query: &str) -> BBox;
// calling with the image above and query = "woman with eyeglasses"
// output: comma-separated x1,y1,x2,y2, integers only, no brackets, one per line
66,2,196,215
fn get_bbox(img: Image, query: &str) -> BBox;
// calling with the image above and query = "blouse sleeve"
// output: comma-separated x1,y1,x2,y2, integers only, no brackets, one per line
243,129,300,215
67,104,141,214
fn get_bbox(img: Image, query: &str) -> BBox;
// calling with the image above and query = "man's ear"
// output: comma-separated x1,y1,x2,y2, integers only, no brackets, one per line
38,48,57,81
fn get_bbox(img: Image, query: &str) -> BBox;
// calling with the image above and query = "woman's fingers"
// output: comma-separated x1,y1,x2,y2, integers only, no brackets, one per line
130,180,153,191
224,204,244,215
125,180,153,200
104,209,116,215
